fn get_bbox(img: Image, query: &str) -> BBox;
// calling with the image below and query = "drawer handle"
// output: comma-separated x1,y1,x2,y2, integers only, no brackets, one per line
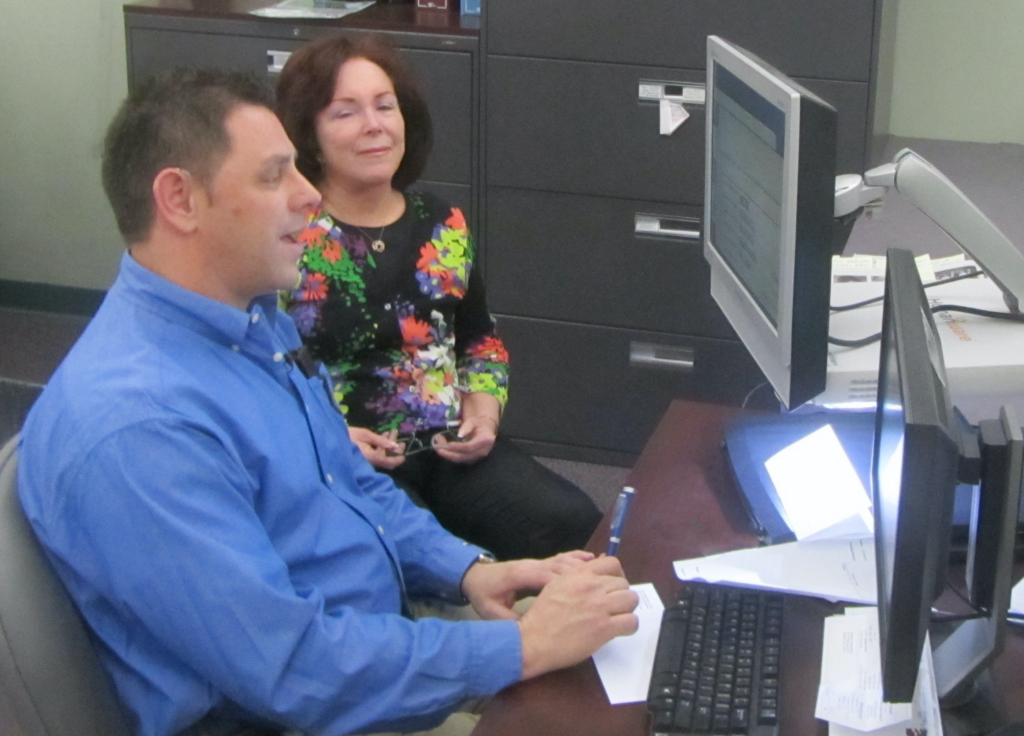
629,342,695,372
634,214,701,242
267,50,292,75
637,80,705,106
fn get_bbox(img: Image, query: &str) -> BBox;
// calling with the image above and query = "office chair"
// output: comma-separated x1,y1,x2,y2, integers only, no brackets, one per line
0,436,133,736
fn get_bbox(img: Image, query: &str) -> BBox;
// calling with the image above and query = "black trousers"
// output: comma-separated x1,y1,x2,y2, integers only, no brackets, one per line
386,436,602,561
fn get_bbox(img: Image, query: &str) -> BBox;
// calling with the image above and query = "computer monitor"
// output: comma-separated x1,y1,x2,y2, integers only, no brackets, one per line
872,248,1024,711
704,36,837,409
872,247,960,702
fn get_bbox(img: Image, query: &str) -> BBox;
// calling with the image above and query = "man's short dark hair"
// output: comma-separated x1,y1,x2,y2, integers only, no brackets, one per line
275,34,433,191
102,68,274,245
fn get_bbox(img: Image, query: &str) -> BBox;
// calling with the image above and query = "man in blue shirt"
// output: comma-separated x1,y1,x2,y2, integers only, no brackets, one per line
17,70,639,736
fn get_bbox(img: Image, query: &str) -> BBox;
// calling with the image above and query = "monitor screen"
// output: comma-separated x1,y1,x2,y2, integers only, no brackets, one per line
704,36,837,409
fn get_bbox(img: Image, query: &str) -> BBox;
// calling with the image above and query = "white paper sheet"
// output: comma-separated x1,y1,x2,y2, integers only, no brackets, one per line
673,538,877,604
251,0,373,19
817,607,943,736
592,583,664,704
763,424,873,541
659,99,689,135
1009,576,1024,628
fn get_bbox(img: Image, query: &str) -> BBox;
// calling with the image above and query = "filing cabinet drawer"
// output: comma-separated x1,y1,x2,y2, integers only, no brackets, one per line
496,316,767,456
127,29,473,186
486,0,878,83
486,188,735,339
487,58,705,203
486,57,872,202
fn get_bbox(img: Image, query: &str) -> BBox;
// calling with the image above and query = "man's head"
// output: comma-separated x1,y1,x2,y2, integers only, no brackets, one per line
102,69,320,308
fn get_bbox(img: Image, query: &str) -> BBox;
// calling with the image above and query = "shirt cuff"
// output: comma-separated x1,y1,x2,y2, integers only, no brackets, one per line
465,619,523,694
426,541,494,605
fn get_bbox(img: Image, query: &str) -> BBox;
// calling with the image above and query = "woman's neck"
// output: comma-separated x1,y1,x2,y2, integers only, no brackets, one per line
319,180,405,227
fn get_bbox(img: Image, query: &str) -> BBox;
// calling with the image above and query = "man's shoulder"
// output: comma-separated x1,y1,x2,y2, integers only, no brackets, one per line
22,300,220,461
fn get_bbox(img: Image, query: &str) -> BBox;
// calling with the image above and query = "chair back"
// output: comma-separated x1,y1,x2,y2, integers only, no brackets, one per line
0,436,133,736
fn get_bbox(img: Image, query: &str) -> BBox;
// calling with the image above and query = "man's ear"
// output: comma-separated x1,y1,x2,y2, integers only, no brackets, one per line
152,168,202,234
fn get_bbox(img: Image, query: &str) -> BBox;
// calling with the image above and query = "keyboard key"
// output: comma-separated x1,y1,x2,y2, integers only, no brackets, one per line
693,705,713,731
758,708,778,725
673,699,694,729
731,706,750,730
652,709,674,730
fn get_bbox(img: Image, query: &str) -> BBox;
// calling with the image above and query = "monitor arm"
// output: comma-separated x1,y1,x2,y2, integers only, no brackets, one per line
834,148,1024,314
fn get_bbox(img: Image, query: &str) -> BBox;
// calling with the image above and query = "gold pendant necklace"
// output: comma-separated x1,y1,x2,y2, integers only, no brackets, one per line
352,223,387,253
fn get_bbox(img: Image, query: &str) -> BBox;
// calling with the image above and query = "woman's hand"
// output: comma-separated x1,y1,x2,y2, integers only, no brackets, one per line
433,392,501,464
348,427,406,470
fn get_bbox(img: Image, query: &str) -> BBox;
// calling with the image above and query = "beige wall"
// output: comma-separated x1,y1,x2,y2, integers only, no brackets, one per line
0,0,1021,291
888,0,1024,145
0,0,127,290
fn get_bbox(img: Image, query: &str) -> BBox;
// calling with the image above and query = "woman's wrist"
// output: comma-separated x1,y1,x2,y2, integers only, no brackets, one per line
476,414,499,432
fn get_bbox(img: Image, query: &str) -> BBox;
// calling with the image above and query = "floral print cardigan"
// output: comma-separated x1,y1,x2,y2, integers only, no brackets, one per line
283,190,509,434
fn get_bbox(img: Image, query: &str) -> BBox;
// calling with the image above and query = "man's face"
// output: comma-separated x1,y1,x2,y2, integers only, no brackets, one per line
198,104,320,309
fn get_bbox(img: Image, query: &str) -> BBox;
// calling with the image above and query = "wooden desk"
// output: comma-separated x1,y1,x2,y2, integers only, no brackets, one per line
472,400,1024,736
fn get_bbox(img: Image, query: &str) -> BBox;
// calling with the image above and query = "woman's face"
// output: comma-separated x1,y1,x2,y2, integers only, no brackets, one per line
315,57,406,191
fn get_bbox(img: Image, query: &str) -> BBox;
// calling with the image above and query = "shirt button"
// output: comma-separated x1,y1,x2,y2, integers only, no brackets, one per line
251,313,260,324
273,352,285,362
377,525,385,535
231,345,240,352
384,303,392,311
325,474,333,483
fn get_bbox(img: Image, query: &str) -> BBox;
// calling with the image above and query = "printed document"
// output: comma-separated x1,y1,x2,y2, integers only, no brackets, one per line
817,606,942,735
674,538,877,604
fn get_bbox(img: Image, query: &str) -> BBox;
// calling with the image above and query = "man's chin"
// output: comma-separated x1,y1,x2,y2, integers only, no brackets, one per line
272,266,302,295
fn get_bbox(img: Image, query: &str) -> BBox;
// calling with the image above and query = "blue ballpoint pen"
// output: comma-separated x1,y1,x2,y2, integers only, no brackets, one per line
606,485,636,556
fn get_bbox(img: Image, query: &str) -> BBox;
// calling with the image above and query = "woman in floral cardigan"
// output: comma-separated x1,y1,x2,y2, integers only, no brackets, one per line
277,34,600,560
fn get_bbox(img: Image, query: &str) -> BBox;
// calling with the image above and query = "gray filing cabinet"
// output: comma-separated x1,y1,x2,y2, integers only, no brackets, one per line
123,3,481,230
482,0,898,464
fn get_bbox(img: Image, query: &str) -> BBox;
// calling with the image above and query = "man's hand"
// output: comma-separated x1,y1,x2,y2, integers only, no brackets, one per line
517,556,640,680
348,427,406,470
461,551,596,620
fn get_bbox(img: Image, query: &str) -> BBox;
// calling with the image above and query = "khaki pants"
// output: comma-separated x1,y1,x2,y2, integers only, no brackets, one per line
374,596,533,736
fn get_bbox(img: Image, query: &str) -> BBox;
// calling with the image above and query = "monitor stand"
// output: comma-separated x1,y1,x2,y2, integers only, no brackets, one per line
940,668,1010,736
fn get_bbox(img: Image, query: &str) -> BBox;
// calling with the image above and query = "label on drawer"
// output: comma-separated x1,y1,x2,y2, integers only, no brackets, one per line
638,80,706,106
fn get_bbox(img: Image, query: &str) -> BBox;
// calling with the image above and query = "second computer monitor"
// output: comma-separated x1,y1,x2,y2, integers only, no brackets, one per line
872,248,1024,710
872,247,960,703
704,36,837,409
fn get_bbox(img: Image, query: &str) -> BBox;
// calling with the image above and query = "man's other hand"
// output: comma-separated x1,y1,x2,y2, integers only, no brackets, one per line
516,555,640,679
461,550,595,620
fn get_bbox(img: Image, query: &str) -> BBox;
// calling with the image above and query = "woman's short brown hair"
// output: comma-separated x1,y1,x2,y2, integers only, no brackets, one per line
276,34,432,191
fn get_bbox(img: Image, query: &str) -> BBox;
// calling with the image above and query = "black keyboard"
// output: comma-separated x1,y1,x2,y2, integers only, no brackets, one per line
647,583,784,736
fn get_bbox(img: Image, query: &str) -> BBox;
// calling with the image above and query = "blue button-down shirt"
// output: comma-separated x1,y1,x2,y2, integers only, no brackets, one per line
18,253,521,736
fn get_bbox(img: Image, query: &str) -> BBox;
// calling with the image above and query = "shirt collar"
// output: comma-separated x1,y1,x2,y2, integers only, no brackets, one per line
116,251,280,347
